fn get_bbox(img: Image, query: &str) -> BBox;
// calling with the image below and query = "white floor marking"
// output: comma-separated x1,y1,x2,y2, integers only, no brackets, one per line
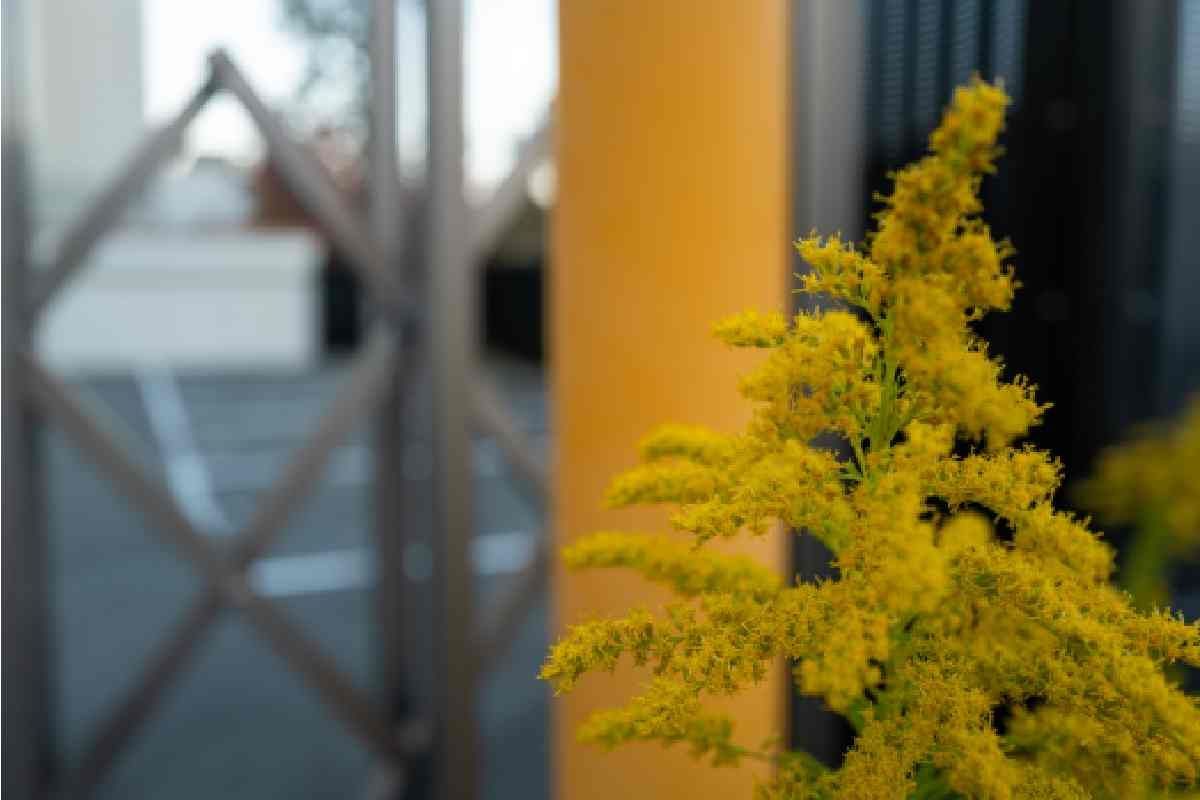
250,531,541,598
135,366,233,534
472,530,539,576
251,548,371,597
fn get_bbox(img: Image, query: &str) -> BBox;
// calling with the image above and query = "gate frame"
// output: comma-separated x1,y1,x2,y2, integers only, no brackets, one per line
1,0,552,797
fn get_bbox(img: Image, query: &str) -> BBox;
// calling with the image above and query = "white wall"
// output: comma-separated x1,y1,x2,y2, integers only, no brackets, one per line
36,231,325,373
25,0,146,231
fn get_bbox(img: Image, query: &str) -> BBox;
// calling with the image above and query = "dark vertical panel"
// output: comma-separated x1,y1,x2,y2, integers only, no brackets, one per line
978,0,995,87
913,0,943,138
1160,0,1200,413
949,0,981,90
3,0,56,795
876,0,907,162
992,0,1027,104
981,0,1111,473
903,0,919,145
1102,0,1180,433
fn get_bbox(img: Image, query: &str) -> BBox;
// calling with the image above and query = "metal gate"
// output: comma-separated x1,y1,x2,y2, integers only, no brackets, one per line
2,1,552,797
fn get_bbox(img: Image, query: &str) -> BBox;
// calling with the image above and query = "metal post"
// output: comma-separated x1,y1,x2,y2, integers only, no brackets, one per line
369,0,413,750
3,0,55,794
427,0,478,796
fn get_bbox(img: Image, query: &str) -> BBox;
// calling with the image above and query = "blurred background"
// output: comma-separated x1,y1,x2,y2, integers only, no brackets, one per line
3,1,1198,799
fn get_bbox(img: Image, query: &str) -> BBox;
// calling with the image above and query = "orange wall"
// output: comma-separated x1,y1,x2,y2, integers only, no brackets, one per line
551,2,791,798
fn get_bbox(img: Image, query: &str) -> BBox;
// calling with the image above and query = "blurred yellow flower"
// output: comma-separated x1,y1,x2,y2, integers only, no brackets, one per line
1077,396,1200,610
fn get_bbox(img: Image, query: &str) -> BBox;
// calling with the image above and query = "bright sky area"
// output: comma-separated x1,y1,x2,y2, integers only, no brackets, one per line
142,0,556,193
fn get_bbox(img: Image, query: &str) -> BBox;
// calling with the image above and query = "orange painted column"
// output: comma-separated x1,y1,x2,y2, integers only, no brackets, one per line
551,3,791,798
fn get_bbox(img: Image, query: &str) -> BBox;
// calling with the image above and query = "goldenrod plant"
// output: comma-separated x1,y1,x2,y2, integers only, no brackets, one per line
540,79,1200,799
1076,397,1200,611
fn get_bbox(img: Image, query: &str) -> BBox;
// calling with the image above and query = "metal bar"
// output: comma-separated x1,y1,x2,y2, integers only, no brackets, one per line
368,0,416,732
228,583,413,762
469,376,549,504
476,536,550,667
29,348,414,767
22,356,230,584
470,118,552,263
370,0,404,270
3,2,56,792
207,50,402,306
28,350,413,764
25,358,223,794
369,372,411,716
229,328,397,568
56,594,223,799
427,0,479,795
28,80,215,318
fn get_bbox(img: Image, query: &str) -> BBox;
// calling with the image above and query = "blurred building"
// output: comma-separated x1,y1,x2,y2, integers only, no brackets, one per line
23,0,146,236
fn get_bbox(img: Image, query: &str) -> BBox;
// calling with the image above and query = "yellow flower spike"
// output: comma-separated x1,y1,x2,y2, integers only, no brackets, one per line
637,423,737,465
578,678,745,766
795,233,889,317
604,460,722,508
712,310,790,348
562,533,781,600
542,78,1200,798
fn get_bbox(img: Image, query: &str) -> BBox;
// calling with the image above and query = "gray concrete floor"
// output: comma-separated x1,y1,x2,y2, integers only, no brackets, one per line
45,354,549,799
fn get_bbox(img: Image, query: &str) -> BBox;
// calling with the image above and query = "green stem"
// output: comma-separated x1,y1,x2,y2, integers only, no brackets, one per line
865,314,902,456
851,437,870,482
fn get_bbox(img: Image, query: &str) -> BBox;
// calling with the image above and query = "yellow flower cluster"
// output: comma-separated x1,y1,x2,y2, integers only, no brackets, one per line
578,678,746,766
541,78,1200,799
562,532,781,601
800,79,1042,451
